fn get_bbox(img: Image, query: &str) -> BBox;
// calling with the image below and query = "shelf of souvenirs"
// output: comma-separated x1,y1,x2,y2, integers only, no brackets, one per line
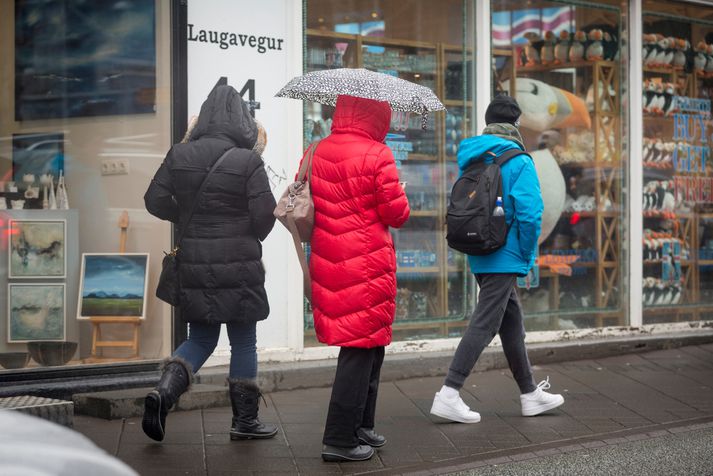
405,153,440,162
306,29,361,41
643,259,693,265
643,210,696,219
443,99,473,107
516,59,617,73
409,209,440,217
396,266,466,276
643,304,713,314
643,164,712,174
561,210,620,218
557,160,621,169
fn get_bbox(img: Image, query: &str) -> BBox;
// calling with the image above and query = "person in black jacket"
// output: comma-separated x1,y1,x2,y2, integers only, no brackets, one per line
142,85,277,442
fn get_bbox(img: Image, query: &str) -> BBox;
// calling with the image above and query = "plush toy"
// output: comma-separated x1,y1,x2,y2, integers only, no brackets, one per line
585,29,604,61
541,31,556,64
706,44,713,77
643,79,657,113
662,83,677,116
554,30,570,64
530,149,565,244
694,41,708,75
503,78,592,131
569,31,586,61
662,37,676,68
643,34,658,66
523,32,543,66
673,38,687,70
653,35,669,67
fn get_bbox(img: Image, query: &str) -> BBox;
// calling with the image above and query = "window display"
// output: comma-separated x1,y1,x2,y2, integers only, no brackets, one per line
492,0,628,330
304,0,475,343
0,0,173,371
642,1,713,323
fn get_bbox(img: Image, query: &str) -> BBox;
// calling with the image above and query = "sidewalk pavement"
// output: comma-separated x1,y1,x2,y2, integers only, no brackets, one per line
74,344,713,475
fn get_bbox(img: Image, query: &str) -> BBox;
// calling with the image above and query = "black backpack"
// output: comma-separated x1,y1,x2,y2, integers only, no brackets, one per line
446,149,528,256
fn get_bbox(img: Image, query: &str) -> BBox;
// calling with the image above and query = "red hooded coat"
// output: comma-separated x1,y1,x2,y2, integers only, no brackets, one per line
300,95,410,348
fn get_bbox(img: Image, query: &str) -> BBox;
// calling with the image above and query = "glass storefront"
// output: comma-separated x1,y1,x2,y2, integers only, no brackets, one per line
0,0,174,372
3,0,711,378
303,0,476,344
491,0,630,331
642,0,713,323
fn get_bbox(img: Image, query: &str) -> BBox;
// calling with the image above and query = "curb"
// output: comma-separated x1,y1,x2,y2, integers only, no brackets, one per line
198,331,713,392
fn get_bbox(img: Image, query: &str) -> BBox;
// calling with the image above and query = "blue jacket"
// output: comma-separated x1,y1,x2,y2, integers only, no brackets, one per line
457,135,543,276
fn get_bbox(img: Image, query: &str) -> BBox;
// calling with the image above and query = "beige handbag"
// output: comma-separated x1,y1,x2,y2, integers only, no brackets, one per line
274,141,319,298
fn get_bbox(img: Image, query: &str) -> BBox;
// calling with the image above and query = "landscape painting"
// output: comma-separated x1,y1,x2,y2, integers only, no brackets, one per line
78,254,149,319
12,133,65,182
15,0,156,120
8,284,65,343
9,220,66,279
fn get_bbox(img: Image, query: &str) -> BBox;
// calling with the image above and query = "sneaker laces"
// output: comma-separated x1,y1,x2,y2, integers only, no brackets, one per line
535,376,551,393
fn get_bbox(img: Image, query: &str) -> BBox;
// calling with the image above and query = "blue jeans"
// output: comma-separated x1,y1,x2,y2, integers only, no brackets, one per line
173,321,257,379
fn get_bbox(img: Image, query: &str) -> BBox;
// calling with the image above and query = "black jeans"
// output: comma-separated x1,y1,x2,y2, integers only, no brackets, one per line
323,346,385,448
445,274,537,394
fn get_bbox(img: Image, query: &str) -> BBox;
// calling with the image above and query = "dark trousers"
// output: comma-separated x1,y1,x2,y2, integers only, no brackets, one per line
445,274,537,394
323,346,385,448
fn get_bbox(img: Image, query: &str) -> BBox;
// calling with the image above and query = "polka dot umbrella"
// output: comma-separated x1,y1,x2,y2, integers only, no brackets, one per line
275,68,445,129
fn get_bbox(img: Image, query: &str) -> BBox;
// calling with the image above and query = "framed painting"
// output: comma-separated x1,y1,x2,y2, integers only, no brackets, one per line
77,253,150,319
8,283,66,343
12,133,65,182
14,0,156,120
9,219,66,279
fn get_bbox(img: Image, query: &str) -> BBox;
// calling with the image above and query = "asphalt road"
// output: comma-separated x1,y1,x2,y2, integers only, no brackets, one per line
448,427,713,476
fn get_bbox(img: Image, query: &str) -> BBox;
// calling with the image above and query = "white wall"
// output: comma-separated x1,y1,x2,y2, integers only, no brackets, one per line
186,0,305,365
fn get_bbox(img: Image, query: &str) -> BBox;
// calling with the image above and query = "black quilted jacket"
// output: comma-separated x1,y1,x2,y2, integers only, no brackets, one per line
144,85,276,324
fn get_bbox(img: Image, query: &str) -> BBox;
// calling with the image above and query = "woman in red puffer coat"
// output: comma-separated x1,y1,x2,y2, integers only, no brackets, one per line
301,95,409,462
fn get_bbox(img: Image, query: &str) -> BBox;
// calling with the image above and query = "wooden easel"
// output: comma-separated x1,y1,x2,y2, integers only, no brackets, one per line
86,211,142,362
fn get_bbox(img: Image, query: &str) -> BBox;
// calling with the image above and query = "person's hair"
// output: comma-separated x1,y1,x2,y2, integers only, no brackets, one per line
253,120,267,155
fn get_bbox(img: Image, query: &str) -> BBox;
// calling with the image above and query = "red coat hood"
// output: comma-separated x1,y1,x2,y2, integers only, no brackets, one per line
331,95,392,142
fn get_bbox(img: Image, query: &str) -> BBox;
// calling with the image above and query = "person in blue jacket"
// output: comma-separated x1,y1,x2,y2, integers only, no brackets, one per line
430,95,565,423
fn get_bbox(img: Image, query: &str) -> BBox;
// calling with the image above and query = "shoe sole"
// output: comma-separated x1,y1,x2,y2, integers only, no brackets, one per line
358,436,386,448
321,449,375,462
142,392,165,441
522,395,565,417
230,429,279,440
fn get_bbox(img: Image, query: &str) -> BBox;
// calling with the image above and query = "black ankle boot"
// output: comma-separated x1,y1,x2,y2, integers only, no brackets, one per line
228,379,278,440
142,358,192,442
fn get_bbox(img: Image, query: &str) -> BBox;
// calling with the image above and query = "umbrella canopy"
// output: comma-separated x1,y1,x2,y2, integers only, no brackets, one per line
275,68,445,129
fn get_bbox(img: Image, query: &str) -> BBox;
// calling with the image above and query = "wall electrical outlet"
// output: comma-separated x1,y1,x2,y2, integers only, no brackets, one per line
101,159,130,176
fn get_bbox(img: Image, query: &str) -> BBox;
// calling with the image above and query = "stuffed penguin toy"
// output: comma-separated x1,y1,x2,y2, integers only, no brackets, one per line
643,34,658,66
643,80,657,113
523,32,543,66
662,83,677,116
541,31,556,64
673,38,687,70
653,35,669,67
662,37,676,68
555,30,570,64
586,29,604,61
694,41,707,74
569,31,586,62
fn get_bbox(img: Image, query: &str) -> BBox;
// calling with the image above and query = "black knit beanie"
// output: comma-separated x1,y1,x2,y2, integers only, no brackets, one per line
485,95,522,126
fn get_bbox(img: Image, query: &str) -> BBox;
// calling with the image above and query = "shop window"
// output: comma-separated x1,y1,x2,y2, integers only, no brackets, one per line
0,0,174,372
642,1,713,323
491,0,629,331
304,0,476,344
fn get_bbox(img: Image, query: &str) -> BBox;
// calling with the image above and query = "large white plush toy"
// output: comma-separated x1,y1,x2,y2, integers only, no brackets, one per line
530,148,566,244
503,78,592,131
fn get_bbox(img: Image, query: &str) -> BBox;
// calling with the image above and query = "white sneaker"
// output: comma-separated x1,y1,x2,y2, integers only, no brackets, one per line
430,389,481,423
521,377,565,416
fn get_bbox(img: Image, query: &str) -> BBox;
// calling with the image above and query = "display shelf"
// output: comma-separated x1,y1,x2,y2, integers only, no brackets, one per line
558,161,621,169
517,59,617,73
405,154,439,162
397,267,440,274
409,210,440,217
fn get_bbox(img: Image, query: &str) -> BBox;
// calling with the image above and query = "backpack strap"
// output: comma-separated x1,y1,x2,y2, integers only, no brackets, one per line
495,149,531,166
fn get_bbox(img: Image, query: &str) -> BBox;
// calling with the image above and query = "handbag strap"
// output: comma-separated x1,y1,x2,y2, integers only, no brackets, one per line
285,212,312,299
175,147,235,250
296,141,320,183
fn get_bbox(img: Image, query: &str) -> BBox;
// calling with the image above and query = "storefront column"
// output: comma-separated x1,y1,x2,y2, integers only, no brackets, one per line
630,0,644,327
475,0,491,133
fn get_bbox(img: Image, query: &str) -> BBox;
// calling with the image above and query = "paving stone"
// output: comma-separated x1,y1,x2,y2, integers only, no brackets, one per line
69,344,713,476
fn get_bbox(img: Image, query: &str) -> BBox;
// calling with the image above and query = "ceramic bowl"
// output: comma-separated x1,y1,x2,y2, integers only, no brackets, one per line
27,342,78,367
0,352,31,369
